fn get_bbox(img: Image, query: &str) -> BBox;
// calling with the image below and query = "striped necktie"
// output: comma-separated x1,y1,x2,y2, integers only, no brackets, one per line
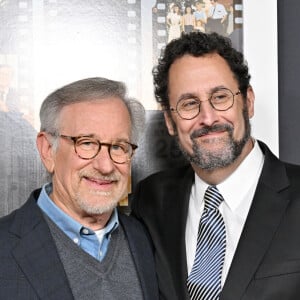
187,186,226,300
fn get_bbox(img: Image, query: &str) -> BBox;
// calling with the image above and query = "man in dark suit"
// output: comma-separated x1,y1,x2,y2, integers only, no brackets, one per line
131,31,300,299
0,77,158,299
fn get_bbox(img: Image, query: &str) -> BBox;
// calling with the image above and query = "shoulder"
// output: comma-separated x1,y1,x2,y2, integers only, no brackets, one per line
258,140,300,189
132,164,193,202
119,212,145,230
119,213,153,248
259,140,300,174
284,162,300,185
0,189,43,234
0,209,17,232
131,165,193,215
0,189,44,258
133,164,194,197
138,164,193,186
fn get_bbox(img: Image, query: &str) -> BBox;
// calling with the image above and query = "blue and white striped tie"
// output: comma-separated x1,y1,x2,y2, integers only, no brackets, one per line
187,186,226,300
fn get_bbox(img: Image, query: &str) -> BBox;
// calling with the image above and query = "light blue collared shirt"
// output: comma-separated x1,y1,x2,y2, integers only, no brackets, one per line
37,183,119,261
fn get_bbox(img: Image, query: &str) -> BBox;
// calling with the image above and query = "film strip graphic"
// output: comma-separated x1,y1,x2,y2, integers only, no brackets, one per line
126,0,142,97
152,1,168,64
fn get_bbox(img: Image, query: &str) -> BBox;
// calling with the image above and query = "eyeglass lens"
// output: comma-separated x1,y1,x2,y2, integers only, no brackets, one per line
75,137,133,163
176,88,236,120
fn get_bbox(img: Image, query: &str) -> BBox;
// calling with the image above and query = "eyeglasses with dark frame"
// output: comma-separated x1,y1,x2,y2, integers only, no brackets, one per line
169,88,241,120
56,134,137,164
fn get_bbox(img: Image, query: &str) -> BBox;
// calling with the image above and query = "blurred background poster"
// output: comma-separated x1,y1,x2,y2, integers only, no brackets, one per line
0,0,243,215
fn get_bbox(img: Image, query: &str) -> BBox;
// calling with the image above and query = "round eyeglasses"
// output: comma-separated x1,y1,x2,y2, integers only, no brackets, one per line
169,88,241,120
58,135,137,164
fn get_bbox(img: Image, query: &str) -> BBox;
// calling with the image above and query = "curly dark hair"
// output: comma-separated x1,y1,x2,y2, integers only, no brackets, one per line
153,31,251,109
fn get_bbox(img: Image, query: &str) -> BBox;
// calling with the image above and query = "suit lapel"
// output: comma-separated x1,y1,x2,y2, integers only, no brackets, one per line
162,166,194,299
119,214,159,300
220,142,291,300
10,192,73,299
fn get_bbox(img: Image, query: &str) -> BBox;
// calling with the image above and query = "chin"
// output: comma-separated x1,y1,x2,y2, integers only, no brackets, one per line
76,194,120,215
82,201,118,215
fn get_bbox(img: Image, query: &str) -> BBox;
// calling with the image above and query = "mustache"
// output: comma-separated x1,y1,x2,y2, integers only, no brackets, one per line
79,170,120,181
190,124,233,139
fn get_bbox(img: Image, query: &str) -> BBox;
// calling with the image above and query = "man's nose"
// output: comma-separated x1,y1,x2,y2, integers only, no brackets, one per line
196,100,220,126
91,146,115,174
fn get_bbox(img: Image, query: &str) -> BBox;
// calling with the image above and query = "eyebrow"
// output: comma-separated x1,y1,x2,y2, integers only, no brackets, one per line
177,86,229,102
177,93,199,102
75,134,95,138
76,134,131,143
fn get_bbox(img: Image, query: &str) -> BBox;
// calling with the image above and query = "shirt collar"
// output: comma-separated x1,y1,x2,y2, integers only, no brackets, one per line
37,183,119,239
194,139,265,212
218,139,264,212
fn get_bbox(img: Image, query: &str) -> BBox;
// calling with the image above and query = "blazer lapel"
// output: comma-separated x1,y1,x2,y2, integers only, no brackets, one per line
163,166,194,299
220,142,291,300
119,214,159,300
10,193,73,299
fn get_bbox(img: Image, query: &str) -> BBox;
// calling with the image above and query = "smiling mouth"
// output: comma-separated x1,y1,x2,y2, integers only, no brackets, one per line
83,176,117,190
89,178,113,184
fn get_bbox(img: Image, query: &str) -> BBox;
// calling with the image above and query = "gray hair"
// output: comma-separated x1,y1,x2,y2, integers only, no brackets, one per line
39,77,145,145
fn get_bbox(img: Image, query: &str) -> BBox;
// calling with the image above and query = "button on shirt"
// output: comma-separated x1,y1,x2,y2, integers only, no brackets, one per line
37,183,119,261
186,140,265,286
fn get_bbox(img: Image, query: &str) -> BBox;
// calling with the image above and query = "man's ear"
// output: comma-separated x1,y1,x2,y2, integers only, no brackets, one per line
164,111,176,136
36,132,55,174
246,85,255,119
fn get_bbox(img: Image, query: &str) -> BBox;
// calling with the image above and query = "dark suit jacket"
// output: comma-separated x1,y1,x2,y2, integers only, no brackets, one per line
131,141,300,300
0,189,159,300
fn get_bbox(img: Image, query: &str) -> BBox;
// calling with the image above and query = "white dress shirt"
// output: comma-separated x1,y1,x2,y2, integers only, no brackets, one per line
185,140,265,286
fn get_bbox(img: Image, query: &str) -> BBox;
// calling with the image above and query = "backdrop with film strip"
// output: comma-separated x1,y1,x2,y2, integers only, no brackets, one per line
0,0,280,216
